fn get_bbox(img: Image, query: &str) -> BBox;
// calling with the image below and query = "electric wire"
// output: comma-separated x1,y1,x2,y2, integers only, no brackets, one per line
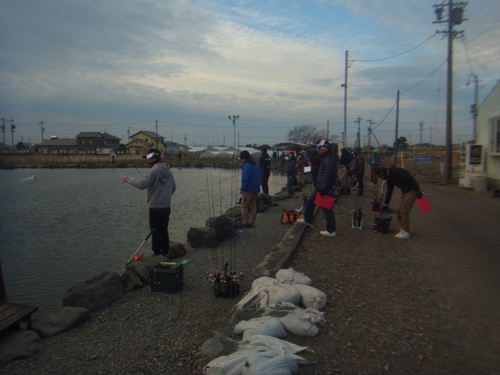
352,35,436,63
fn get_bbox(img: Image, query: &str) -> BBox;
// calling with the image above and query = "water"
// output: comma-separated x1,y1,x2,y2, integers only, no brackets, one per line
0,167,285,316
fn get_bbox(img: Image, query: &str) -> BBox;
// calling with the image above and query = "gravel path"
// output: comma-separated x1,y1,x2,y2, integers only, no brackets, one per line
3,179,499,375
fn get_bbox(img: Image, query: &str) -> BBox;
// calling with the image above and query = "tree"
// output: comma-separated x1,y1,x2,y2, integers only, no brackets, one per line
287,125,328,144
395,136,409,149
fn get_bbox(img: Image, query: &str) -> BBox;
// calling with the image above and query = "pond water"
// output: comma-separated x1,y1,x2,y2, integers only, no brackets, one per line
0,167,285,316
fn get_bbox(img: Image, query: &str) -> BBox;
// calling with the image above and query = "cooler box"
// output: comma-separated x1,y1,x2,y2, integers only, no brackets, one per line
148,263,184,293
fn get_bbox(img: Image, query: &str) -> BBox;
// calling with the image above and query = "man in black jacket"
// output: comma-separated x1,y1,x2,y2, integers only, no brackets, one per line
296,140,338,236
377,166,423,239
259,147,272,194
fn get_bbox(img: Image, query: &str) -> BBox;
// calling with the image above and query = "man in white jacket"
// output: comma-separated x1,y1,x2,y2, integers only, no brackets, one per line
123,149,177,258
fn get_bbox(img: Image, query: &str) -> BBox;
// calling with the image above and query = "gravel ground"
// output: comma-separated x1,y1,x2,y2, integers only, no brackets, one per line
2,177,499,374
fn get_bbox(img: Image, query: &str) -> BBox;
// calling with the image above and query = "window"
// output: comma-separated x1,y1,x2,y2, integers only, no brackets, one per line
492,118,500,154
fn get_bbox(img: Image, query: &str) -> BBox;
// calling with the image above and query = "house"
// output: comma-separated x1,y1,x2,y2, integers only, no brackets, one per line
36,137,78,154
125,131,165,155
76,132,121,154
475,80,500,189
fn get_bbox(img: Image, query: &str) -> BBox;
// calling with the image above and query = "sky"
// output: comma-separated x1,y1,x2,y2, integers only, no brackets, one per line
1,0,499,149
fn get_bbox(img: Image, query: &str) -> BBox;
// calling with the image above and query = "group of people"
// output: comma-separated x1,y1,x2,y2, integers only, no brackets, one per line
121,143,423,258
295,142,423,240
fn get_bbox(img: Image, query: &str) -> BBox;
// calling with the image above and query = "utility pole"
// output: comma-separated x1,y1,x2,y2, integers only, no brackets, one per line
40,121,45,141
127,127,131,142
354,116,363,148
341,51,349,147
366,119,375,149
1,118,6,143
228,115,239,162
467,73,479,141
420,121,424,145
10,117,16,152
434,0,467,181
394,90,400,166
155,119,159,149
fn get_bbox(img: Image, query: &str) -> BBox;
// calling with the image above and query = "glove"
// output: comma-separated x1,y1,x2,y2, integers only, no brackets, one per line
416,190,423,199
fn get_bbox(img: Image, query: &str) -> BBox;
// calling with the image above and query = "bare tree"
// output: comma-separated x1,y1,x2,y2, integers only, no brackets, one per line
287,125,328,144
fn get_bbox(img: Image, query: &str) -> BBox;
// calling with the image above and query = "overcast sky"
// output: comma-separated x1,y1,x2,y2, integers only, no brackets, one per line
1,0,499,148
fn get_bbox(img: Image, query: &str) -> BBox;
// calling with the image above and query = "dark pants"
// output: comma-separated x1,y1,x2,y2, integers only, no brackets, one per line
149,208,171,256
355,172,364,196
261,172,270,194
302,189,336,233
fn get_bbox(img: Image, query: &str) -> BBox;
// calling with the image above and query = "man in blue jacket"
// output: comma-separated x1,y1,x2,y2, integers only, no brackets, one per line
297,140,338,236
239,150,261,228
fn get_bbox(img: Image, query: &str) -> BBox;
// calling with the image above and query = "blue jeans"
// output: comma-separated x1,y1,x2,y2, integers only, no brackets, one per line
302,189,336,233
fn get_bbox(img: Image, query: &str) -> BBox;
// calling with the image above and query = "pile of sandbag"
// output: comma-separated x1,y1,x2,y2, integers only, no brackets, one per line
203,268,327,375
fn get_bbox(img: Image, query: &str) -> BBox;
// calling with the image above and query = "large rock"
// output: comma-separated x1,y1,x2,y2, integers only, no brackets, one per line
169,241,187,259
62,271,124,312
30,307,90,338
0,330,43,363
122,268,144,291
187,227,218,248
206,215,234,242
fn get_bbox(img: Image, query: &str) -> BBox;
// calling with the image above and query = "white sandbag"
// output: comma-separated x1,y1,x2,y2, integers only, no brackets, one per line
275,268,312,285
251,276,278,289
203,348,255,375
234,287,269,311
239,334,309,355
263,302,300,316
290,284,327,310
278,309,325,337
234,316,286,339
241,352,299,375
266,284,301,306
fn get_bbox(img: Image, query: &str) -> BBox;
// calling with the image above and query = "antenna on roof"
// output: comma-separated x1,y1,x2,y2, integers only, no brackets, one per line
95,118,107,133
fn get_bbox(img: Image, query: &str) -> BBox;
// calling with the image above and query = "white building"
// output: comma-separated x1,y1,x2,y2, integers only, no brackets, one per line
476,80,500,189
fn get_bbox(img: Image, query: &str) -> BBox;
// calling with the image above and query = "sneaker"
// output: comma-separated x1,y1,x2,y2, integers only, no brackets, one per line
296,218,312,226
395,230,410,239
320,230,337,237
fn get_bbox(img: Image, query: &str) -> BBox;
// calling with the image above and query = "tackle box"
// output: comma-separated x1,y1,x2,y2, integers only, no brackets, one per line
148,262,184,293
372,211,391,233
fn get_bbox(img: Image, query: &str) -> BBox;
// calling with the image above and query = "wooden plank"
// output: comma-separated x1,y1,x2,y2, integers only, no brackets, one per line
0,302,38,335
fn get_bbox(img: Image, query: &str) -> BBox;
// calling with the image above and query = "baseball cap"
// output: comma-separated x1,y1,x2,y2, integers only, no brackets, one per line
238,150,251,159
142,148,161,159
317,140,330,149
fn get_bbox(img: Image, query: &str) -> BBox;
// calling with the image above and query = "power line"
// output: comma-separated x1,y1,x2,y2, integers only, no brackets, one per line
352,34,436,63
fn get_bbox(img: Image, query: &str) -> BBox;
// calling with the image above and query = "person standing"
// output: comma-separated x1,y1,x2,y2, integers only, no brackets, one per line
122,149,176,258
368,149,382,185
307,147,321,187
285,150,297,198
297,140,338,237
259,147,271,194
352,147,365,196
238,150,261,228
376,166,423,239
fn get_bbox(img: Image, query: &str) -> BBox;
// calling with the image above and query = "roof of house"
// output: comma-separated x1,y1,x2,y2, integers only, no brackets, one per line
130,130,165,139
37,138,78,147
76,132,121,140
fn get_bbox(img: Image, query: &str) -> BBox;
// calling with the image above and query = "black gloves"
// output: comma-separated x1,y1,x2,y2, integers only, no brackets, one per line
416,190,423,199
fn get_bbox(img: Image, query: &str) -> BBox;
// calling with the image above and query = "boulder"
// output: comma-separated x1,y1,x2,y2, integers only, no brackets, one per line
62,271,124,312
126,254,164,283
206,215,234,242
169,241,187,259
187,227,218,248
0,330,43,363
122,268,144,290
29,307,90,338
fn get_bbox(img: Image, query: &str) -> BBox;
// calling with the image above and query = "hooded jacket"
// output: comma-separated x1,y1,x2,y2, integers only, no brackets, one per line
127,162,176,208
240,157,261,193
384,166,421,205
315,153,337,194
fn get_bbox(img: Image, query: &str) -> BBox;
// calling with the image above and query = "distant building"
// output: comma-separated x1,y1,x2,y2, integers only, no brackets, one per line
125,130,165,155
76,132,121,154
36,137,78,154
476,80,500,188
